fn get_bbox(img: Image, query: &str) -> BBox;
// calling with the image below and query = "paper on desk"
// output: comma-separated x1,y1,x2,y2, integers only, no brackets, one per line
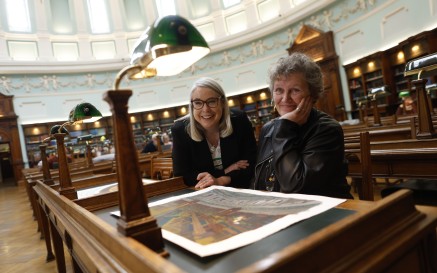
112,186,346,257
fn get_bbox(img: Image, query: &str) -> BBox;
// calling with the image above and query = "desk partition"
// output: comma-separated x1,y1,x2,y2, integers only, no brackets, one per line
33,180,437,273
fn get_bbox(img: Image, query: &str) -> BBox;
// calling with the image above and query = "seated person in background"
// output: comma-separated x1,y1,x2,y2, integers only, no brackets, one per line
45,149,73,169
171,77,257,189
396,91,417,115
161,133,173,151
251,53,352,199
37,154,56,169
141,133,161,153
47,153,58,169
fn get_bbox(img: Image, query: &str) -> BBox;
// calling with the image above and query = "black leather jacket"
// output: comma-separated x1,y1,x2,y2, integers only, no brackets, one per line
251,109,352,199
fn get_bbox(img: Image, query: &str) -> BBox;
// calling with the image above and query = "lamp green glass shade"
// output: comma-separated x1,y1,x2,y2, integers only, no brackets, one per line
69,102,102,123
129,15,210,78
369,85,390,96
50,125,69,135
404,53,437,78
398,90,410,98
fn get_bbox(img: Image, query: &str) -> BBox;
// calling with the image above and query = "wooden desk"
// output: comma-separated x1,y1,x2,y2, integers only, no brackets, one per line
33,181,437,273
346,137,437,178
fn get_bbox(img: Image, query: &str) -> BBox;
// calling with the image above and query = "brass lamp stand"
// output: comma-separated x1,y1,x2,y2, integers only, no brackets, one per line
85,144,94,168
404,53,437,139
413,78,436,138
370,96,381,126
39,144,54,185
54,133,77,200
104,90,167,255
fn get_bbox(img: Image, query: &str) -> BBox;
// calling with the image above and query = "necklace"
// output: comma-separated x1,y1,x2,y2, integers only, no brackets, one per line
209,144,216,153
207,139,220,153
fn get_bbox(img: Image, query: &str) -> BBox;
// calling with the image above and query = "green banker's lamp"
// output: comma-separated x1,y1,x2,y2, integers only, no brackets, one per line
103,15,210,256
59,102,103,132
404,52,437,138
354,95,369,123
38,125,70,187
398,90,410,99
38,127,68,188
51,103,103,199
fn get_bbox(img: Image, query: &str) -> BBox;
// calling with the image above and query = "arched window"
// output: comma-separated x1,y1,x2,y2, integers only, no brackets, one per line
222,0,241,9
5,0,31,32
86,0,110,34
155,0,176,17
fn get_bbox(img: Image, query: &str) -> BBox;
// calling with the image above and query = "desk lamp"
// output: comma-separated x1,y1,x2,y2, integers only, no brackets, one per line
398,90,414,116
354,96,369,123
77,134,95,168
103,15,209,256
368,85,389,126
404,53,437,138
39,125,70,186
52,103,103,199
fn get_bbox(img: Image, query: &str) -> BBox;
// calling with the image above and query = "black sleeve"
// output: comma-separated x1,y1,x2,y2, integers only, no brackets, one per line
225,112,257,188
272,118,347,196
171,120,198,186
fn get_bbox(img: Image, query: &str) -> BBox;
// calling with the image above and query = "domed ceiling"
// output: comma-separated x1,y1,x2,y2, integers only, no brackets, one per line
0,0,330,73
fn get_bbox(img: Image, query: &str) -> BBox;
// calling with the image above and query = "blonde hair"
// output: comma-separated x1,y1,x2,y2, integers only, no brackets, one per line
183,77,233,142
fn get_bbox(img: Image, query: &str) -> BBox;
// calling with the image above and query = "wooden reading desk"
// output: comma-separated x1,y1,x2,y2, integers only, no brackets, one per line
33,180,437,273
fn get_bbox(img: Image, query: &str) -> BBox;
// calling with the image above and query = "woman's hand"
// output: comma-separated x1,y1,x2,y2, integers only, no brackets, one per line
195,172,231,189
224,160,249,174
195,172,217,189
280,96,313,125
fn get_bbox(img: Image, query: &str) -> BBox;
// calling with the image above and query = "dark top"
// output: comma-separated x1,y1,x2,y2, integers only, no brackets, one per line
141,140,157,153
171,109,257,188
251,108,352,199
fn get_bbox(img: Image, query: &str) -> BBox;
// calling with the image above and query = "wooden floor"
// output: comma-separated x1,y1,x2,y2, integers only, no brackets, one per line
0,178,71,273
0,177,387,273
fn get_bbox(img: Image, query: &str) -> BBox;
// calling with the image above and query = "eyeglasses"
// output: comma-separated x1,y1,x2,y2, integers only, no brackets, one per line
191,97,221,110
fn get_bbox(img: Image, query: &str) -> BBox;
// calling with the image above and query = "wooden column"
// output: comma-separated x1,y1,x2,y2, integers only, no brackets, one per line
39,145,54,185
53,133,77,199
413,79,436,139
103,90,167,256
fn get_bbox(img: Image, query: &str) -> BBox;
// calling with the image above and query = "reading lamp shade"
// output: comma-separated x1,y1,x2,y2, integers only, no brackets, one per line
369,85,390,97
129,15,210,79
69,102,102,123
404,53,437,78
50,125,69,135
399,90,410,98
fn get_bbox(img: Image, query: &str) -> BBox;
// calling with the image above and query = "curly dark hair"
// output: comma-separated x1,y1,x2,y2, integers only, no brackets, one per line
268,52,324,101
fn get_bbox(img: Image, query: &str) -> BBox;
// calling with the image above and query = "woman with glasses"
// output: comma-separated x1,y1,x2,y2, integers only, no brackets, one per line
171,77,257,189
251,53,352,199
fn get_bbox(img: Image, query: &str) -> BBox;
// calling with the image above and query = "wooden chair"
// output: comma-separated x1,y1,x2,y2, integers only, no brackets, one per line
150,157,173,180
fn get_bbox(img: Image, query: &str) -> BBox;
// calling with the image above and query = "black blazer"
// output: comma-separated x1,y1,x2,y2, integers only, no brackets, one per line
171,109,257,188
